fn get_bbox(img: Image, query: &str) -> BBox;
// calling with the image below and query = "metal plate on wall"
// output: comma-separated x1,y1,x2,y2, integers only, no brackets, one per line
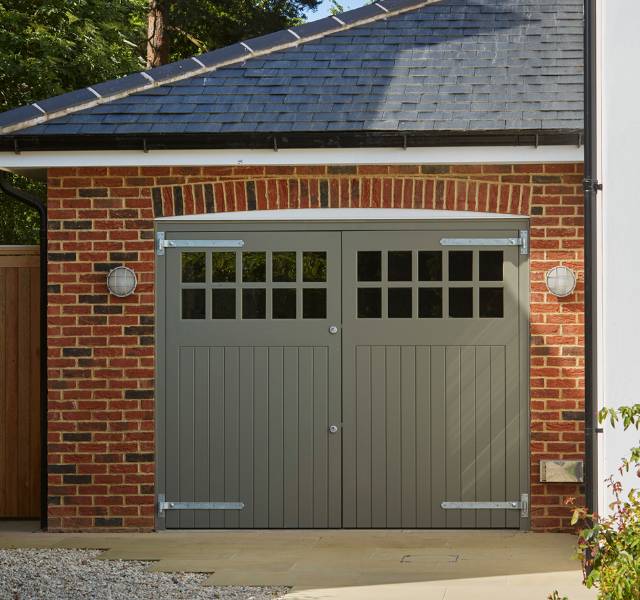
540,460,584,483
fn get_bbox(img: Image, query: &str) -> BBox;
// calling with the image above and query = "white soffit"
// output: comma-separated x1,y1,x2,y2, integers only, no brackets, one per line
156,208,528,222
0,145,583,169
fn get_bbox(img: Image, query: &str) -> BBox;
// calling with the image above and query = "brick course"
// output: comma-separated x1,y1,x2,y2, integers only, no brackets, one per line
46,163,585,532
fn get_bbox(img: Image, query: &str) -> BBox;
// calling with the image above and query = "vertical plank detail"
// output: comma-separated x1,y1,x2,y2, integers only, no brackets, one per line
490,346,507,528
0,251,39,519
401,346,417,527
370,347,387,527
385,346,402,528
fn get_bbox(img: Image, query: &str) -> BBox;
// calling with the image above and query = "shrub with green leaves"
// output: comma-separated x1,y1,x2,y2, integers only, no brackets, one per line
567,404,640,600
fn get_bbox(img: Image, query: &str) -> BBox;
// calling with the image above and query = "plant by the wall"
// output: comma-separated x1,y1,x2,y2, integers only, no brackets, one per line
564,404,640,600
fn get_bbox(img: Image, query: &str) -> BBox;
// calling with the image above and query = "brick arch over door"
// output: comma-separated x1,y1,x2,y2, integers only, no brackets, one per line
46,163,584,532
150,166,534,218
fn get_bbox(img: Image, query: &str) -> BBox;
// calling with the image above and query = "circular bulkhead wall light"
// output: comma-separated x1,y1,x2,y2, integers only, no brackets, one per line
545,265,577,298
106,266,138,298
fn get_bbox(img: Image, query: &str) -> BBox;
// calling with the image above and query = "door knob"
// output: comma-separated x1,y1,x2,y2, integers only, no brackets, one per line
329,325,339,334
329,425,339,434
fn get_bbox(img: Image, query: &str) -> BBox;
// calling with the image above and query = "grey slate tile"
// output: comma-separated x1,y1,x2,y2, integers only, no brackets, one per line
338,3,386,25
0,104,44,128
197,44,252,68
290,17,342,39
91,73,152,97
244,30,298,52
36,89,97,113
145,58,202,83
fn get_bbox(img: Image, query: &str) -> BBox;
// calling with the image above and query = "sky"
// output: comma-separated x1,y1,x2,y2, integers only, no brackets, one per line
306,0,365,19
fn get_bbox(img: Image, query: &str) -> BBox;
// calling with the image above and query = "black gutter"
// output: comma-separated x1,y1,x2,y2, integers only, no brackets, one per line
0,129,584,153
583,0,599,516
0,176,47,530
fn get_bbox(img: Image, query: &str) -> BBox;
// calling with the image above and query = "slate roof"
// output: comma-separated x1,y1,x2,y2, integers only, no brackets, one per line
0,0,583,142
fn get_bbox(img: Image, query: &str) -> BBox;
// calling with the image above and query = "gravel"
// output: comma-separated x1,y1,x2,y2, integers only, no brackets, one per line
0,548,289,600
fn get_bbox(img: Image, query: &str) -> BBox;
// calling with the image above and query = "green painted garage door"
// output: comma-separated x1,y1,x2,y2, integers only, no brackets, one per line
156,218,529,530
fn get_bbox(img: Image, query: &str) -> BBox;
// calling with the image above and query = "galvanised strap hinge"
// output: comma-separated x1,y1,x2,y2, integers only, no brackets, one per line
156,231,245,256
440,229,528,255
442,493,529,518
156,231,165,256
157,493,244,515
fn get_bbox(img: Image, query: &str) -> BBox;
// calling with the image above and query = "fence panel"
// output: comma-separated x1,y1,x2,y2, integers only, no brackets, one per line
0,246,40,518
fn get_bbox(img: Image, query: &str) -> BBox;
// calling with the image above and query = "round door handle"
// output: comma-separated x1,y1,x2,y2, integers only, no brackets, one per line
329,326,339,334
329,425,339,434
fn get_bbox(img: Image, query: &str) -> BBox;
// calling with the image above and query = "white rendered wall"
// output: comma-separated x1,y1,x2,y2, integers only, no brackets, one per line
599,0,640,513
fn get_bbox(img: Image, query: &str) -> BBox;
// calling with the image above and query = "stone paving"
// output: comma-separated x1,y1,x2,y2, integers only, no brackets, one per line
0,524,596,599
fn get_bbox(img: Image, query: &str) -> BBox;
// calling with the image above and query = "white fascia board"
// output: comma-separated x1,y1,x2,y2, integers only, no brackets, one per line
156,208,528,222
0,145,583,169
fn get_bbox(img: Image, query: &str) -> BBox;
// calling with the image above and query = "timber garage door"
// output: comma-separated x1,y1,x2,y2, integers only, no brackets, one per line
156,219,529,530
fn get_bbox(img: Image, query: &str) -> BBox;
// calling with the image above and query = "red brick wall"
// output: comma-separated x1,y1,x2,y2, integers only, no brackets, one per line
46,163,584,532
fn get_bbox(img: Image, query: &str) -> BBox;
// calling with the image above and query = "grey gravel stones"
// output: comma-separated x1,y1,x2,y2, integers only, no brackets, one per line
0,548,288,600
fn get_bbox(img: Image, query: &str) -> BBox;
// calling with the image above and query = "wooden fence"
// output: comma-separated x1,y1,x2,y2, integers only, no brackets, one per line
0,246,40,519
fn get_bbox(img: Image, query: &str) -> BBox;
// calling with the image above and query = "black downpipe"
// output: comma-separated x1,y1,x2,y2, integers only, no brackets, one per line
583,0,599,516
0,176,48,530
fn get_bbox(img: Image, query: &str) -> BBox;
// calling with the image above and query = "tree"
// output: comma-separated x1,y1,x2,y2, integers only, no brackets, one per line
147,0,168,67
0,0,320,243
0,0,147,244
148,0,320,66
329,0,345,16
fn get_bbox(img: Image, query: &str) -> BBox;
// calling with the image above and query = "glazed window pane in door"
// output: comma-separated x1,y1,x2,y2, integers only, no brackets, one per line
303,289,327,319
388,288,412,318
212,289,236,319
273,288,297,319
303,252,327,282
272,252,296,282
243,288,266,319
358,288,382,318
243,252,266,282
419,251,442,281
449,251,473,281
419,287,443,318
449,287,473,318
479,251,503,281
212,252,236,282
182,252,206,283
388,251,412,282
182,289,205,319
480,287,504,318
358,251,381,282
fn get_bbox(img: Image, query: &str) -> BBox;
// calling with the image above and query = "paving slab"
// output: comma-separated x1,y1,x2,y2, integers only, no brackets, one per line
0,527,595,599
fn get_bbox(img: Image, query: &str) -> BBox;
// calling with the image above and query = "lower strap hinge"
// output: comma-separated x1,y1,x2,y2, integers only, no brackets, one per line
442,493,529,518
157,494,244,515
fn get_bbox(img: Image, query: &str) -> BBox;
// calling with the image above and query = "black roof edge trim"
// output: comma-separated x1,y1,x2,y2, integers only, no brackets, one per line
1,130,583,153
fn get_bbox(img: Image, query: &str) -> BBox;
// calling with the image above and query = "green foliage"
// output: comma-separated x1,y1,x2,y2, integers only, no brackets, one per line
0,0,321,243
0,0,147,112
0,0,146,244
167,0,320,61
600,405,640,469
0,174,45,245
329,0,345,16
562,404,640,600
